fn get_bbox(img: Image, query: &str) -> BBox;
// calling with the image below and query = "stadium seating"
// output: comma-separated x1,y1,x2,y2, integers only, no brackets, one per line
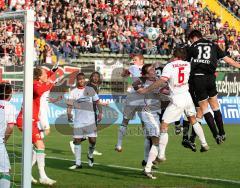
0,0,239,67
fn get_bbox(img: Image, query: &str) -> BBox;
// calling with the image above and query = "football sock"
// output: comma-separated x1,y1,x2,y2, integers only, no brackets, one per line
88,143,96,158
117,125,127,147
36,149,48,179
192,122,207,146
0,173,10,188
203,112,219,138
213,109,225,136
144,137,151,162
158,132,168,159
74,144,81,166
145,144,158,173
182,120,190,140
32,148,37,166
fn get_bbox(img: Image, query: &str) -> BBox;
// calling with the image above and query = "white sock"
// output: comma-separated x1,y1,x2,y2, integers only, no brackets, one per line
88,143,96,158
144,137,151,162
0,173,10,188
74,144,81,166
193,122,207,146
117,125,127,147
32,149,37,166
36,149,48,179
158,132,168,159
145,145,158,173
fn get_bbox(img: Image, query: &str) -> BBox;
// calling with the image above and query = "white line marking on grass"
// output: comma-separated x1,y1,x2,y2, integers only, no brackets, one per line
47,156,240,185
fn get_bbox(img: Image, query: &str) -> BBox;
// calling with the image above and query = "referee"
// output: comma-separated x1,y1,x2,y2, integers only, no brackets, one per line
187,30,240,144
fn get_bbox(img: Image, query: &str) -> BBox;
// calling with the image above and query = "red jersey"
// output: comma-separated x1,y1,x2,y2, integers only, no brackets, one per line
17,80,54,122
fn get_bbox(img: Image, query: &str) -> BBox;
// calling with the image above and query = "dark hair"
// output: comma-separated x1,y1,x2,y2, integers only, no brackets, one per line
141,64,152,76
188,30,203,40
89,71,102,85
173,47,187,60
0,82,12,100
33,67,43,80
76,72,85,79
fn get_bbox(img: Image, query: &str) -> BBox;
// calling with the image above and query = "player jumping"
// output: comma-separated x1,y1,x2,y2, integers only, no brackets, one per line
138,47,209,161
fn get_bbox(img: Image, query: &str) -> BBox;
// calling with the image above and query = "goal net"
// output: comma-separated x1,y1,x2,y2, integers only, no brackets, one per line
0,10,34,187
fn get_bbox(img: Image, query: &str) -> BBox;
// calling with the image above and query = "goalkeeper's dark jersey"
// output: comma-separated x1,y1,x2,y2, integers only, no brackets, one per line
187,38,226,75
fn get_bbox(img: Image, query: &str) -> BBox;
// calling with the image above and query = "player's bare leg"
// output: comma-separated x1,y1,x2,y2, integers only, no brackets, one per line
34,140,56,185
208,95,226,141
189,108,203,144
188,116,209,152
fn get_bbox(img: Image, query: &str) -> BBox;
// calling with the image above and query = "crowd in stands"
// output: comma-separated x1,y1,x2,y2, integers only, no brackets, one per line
218,0,240,18
0,0,239,66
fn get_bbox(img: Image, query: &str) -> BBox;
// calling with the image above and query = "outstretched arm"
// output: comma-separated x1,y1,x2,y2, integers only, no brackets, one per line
223,56,240,68
137,78,168,94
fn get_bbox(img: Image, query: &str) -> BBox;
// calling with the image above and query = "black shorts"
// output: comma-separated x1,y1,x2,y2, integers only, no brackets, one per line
189,78,199,108
192,74,218,102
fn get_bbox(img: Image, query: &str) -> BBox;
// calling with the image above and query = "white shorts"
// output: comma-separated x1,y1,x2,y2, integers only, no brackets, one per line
162,92,196,124
39,110,50,130
0,144,10,173
141,110,161,137
73,123,97,139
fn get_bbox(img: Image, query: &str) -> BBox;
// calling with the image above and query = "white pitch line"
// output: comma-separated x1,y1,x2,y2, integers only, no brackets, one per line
47,156,240,185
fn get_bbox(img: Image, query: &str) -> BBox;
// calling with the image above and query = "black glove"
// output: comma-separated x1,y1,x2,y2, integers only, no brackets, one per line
51,62,59,72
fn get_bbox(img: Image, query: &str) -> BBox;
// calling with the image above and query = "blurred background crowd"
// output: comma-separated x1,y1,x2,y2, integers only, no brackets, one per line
0,0,239,65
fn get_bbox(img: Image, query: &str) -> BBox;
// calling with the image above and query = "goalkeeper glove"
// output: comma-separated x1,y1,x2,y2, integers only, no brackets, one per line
51,61,59,72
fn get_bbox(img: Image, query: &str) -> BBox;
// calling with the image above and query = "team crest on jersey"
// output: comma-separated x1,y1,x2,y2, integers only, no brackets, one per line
76,97,91,103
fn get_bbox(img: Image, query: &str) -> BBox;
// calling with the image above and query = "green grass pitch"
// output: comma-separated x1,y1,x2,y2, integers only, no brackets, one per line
7,124,240,188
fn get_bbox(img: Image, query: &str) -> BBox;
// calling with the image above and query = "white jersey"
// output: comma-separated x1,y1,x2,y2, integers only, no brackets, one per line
68,86,99,127
128,64,143,93
128,64,142,79
143,80,162,112
0,100,16,144
161,60,190,96
40,91,50,111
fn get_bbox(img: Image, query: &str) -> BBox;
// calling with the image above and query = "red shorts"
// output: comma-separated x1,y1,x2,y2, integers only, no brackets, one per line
16,116,42,144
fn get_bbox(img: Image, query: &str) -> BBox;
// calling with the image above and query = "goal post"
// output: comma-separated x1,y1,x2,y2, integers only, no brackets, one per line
0,10,35,188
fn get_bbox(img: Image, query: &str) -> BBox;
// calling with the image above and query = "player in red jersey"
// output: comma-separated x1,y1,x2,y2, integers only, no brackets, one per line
16,67,59,186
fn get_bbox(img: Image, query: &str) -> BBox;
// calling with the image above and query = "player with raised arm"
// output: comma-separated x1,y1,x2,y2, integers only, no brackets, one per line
67,73,102,170
138,47,209,160
31,65,63,184
0,83,16,188
115,54,145,152
187,30,240,144
137,64,163,179
16,67,59,186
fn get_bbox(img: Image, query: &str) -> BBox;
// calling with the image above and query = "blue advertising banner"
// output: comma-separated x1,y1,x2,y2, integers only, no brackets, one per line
10,94,239,125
